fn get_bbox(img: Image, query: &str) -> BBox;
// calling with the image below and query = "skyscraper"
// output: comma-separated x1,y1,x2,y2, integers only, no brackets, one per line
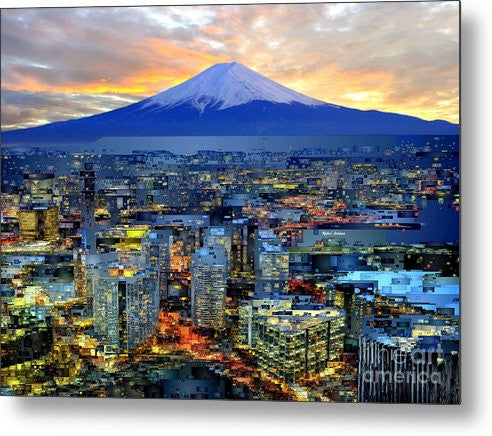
191,247,228,329
91,262,159,352
18,205,59,241
254,231,289,294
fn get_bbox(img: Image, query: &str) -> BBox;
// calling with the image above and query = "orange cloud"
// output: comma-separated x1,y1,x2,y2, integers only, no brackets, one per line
1,3,459,128
203,25,223,36
3,38,229,98
272,65,457,123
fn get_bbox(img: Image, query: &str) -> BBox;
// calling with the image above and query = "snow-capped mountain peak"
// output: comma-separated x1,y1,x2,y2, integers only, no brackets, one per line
143,61,329,112
2,61,459,148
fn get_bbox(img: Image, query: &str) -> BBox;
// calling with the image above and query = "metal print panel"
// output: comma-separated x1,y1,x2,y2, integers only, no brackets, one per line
0,1,460,403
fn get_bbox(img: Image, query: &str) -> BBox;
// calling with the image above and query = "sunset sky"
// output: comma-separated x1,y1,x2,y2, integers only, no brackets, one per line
1,1,459,130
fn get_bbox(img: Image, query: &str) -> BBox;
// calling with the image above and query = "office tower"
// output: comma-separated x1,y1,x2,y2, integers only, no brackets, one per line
143,229,173,301
18,172,59,242
18,208,41,242
43,206,59,240
253,306,345,383
91,270,120,351
79,162,96,253
230,220,255,275
191,247,228,329
204,226,232,262
18,205,59,242
84,251,118,319
237,295,294,346
121,269,160,351
73,252,88,304
22,172,55,203
87,250,159,353
254,231,289,294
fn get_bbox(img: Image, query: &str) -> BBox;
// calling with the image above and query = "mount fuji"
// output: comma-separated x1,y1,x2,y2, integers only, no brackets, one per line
2,61,458,147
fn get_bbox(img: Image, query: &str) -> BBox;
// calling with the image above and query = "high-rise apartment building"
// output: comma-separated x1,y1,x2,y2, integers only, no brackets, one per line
255,232,289,294
253,306,345,383
91,265,159,352
191,247,228,329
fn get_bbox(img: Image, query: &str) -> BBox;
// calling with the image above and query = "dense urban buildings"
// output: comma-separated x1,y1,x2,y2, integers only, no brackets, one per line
0,134,459,402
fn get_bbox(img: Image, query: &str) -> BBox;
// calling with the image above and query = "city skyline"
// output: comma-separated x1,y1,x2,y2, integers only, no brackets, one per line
1,1,460,404
1,1,459,130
